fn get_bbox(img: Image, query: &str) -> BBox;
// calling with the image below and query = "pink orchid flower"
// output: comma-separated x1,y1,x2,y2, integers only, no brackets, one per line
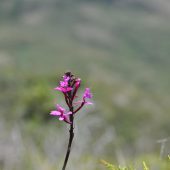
50,104,72,124
54,76,72,93
49,72,93,170
83,88,92,99
51,72,93,122
72,88,93,113
73,88,93,105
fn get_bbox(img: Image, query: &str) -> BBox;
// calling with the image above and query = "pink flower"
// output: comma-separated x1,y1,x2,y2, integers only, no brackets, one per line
73,88,93,107
50,104,72,124
75,78,81,88
71,78,81,100
63,75,70,82
54,86,72,93
54,76,72,93
83,88,92,99
72,88,93,114
51,72,93,117
60,81,68,87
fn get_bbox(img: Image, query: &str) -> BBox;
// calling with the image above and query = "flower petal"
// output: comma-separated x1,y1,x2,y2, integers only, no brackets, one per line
65,112,72,115
54,87,62,91
60,81,68,87
75,78,81,88
65,87,73,92
56,104,65,112
85,101,93,105
54,87,72,93
50,111,61,116
63,75,70,82
83,88,92,99
59,117,64,121
63,115,72,124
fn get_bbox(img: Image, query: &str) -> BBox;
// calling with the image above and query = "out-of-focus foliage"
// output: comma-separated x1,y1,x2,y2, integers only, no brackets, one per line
0,0,170,169
101,156,170,170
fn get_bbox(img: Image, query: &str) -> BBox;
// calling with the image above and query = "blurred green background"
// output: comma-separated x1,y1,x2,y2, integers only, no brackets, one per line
0,0,170,169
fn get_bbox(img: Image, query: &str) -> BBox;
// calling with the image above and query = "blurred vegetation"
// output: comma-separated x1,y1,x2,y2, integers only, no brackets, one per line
101,156,170,170
0,0,170,169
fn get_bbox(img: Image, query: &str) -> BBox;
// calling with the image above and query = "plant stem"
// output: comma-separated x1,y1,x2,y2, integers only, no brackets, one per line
62,109,74,170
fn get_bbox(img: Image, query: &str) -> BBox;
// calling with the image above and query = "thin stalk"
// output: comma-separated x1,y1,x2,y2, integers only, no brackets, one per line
62,108,74,170
73,102,85,114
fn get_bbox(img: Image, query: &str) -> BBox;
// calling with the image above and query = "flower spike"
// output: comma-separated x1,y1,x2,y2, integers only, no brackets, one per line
49,72,93,170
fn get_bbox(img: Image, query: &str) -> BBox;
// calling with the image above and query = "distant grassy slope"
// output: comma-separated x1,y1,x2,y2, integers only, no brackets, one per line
1,1,170,89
